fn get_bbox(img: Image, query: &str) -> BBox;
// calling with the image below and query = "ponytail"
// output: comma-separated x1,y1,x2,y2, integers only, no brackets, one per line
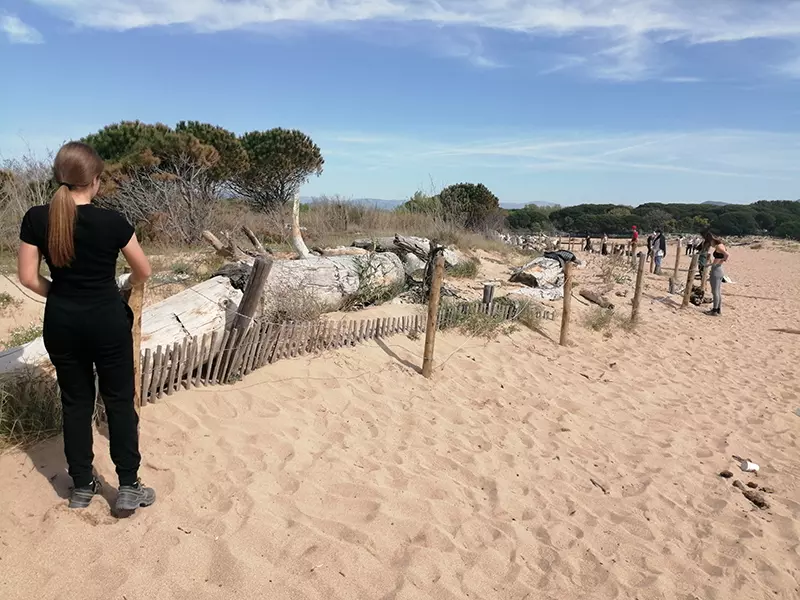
48,141,105,266
48,184,77,267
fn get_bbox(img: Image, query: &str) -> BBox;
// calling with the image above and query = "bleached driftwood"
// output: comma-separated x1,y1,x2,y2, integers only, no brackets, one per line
352,235,465,268
0,251,405,375
291,193,312,259
0,276,242,374
218,252,405,312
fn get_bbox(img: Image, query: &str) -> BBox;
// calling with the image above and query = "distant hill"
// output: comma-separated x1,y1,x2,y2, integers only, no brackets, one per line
702,201,730,206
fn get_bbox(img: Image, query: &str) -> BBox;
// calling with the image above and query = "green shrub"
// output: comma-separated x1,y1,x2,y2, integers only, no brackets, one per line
3,324,42,348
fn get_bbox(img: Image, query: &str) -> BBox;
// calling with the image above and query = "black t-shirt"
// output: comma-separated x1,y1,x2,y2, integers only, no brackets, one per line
20,204,134,300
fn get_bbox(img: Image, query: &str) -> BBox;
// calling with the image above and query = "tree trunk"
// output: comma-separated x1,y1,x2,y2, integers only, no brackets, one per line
291,193,312,259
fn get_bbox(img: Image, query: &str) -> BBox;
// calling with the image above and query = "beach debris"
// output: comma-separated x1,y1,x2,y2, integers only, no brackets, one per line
615,289,629,298
746,481,759,489
732,480,746,491
759,486,776,494
580,289,615,310
740,461,760,473
742,490,769,509
719,470,733,479
510,257,564,288
590,478,609,495
733,455,760,474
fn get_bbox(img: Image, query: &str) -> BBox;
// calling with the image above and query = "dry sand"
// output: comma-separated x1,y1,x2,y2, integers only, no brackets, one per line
1,243,799,600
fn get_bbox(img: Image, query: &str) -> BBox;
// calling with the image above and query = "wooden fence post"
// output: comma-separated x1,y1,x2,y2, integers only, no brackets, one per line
699,265,709,295
559,261,573,347
673,238,682,280
129,282,144,411
482,283,496,306
231,257,273,333
631,253,647,323
681,253,699,308
422,253,446,378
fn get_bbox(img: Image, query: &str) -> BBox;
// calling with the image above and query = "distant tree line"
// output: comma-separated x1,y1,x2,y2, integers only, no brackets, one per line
506,200,800,239
401,184,800,240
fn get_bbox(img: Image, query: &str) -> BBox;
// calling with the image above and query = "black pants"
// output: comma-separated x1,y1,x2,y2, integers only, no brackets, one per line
43,295,140,488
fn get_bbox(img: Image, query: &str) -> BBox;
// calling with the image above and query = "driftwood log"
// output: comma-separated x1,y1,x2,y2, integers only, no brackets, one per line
0,250,406,375
579,290,615,310
0,277,242,374
352,235,465,268
214,252,404,311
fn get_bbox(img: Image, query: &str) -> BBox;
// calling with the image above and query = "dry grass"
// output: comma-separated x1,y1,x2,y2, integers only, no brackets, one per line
263,285,325,324
0,371,61,450
600,254,634,285
447,257,481,279
583,307,615,332
439,301,519,340
0,291,20,311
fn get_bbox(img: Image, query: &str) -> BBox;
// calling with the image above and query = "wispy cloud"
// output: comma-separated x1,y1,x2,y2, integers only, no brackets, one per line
1,15,43,44
318,129,800,181
18,1,800,78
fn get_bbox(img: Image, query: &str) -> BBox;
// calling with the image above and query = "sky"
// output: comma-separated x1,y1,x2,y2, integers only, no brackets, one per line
2,1,800,207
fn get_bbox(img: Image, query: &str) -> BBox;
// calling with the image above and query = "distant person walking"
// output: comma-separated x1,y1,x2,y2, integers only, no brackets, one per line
601,233,609,256
706,233,728,316
584,233,593,253
630,226,639,255
17,142,156,513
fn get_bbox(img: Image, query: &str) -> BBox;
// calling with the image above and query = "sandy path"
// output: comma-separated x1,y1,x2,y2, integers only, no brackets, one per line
0,246,799,600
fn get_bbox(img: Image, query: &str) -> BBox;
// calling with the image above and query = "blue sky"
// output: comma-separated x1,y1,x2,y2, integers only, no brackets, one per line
2,1,800,207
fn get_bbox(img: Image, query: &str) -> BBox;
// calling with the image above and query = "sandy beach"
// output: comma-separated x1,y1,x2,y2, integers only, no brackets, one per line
1,243,799,600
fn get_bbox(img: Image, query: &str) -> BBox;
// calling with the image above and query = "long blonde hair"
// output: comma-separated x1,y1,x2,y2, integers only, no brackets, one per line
49,142,104,267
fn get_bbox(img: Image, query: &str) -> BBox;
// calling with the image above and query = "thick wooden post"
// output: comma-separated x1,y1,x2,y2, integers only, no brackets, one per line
631,253,647,323
231,257,273,333
559,261,573,346
221,256,273,380
482,283,496,306
422,254,446,378
129,282,144,411
673,239,682,280
681,253,699,308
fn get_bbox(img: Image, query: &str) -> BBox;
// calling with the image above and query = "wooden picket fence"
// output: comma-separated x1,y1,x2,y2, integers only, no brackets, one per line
136,300,554,404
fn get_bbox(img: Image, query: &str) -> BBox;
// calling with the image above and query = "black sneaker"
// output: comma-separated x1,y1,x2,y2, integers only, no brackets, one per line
69,478,102,509
115,480,156,512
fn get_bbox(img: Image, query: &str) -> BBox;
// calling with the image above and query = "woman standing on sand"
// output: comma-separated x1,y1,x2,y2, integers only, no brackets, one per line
601,233,609,255
17,142,155,512
706,233,728,316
